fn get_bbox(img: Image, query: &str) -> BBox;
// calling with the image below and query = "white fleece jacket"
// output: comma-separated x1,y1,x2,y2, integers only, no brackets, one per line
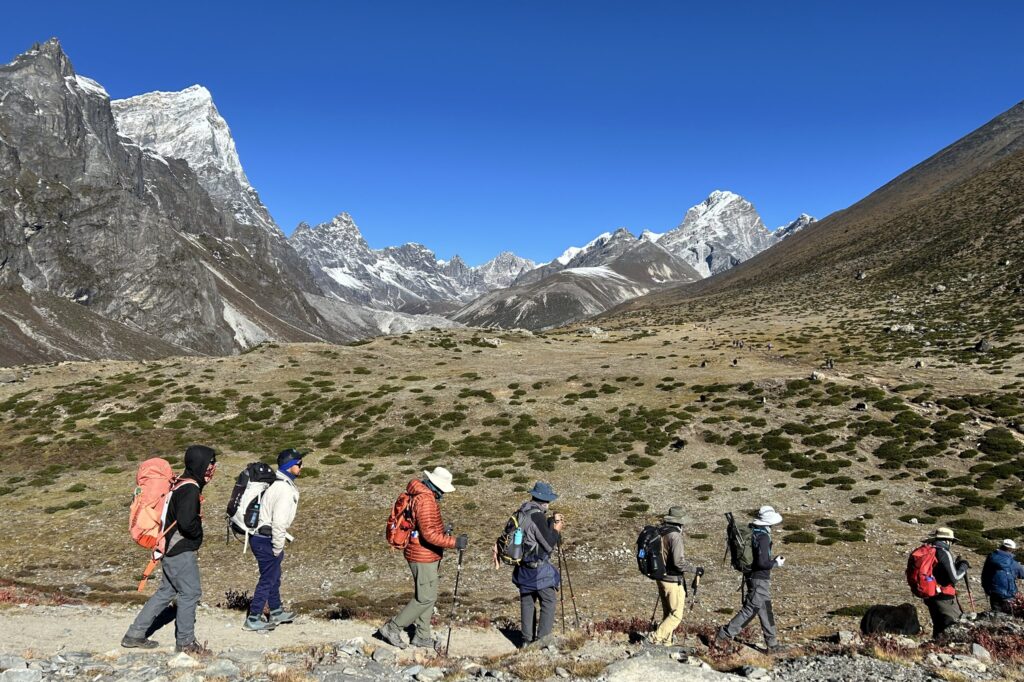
258,470,300,555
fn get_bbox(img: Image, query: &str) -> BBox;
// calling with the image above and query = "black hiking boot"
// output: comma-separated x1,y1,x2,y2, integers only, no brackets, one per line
121,634,159,649
409,633,436,649
175,640,212,656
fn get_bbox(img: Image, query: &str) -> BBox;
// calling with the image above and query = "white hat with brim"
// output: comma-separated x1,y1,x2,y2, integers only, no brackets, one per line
752,505,783,526
930,527,957,542
1002,539,1017,551
424,467,455,493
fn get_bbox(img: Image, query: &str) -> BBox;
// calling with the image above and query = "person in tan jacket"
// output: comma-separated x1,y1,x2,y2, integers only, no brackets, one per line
648,506,702,645
377,467,467,649
244,449,302,631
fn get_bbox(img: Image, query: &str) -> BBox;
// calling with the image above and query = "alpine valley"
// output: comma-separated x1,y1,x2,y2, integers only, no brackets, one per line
0,40,809,364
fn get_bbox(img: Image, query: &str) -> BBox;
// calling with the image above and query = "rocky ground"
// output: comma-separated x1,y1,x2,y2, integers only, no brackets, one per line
2,601,1023,681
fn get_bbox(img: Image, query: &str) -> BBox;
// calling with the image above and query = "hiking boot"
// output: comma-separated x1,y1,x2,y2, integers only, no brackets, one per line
242,614,277,632
642,634,667,648
712,632,731,649
376,620,408,649
121,634,159,649
269,608,295,625
524,634,556,651
409,633,436,649
175,640,212,656
765,643,788,655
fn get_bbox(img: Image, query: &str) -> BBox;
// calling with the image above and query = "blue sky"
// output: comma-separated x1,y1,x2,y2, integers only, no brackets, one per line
5,2,1024,264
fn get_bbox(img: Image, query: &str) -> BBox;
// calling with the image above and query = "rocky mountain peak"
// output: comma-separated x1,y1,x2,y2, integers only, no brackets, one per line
111,84,282,236
11,38,74,77
656,190,775,278
774,213,817,241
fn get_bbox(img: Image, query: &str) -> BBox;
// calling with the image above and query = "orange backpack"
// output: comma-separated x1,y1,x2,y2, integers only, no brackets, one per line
129,458,197,590
907,544,956,598
386,492,416,550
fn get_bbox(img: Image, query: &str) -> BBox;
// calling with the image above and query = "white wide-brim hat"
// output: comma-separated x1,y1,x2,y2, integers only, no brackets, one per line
424,466,455,493
752,505,783,526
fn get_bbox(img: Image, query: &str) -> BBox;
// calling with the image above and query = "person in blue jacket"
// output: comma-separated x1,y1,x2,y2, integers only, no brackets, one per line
981,539,1024,614
505,482,564,648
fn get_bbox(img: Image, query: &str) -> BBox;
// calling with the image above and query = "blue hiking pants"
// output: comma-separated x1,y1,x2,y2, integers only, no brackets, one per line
249,535,284,616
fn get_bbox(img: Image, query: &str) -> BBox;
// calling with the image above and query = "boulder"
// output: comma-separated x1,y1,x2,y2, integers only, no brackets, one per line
165,653,199,669
205,659,241,678
974,339,992,353
0,672,42,682
970,643,992,664
0,657,26,672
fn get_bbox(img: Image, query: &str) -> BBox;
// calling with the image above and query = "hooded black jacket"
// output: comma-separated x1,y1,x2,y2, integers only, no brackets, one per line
164,445,216,558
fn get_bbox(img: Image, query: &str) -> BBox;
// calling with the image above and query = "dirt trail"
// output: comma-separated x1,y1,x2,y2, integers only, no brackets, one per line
0,603,517,659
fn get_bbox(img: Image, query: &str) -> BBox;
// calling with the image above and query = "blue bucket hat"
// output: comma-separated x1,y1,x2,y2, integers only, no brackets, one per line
529,481,559,502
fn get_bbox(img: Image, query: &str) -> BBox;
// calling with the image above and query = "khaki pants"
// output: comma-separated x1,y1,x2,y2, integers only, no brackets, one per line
652,579,686,643
393,560,440,638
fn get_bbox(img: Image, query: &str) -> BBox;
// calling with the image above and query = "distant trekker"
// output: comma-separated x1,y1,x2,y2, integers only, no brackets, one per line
494,481,564,649
981,539,1024,614
907,527,968,637
377,467,467,649
122,445,217,654
646,507,702,646
243,449,304,631
716,505,785,652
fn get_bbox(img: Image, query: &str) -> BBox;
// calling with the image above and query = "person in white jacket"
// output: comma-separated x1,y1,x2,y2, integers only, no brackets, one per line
244,449,302,631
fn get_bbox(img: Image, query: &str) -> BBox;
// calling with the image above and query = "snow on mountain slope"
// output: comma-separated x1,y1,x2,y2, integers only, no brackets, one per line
656,190,776,277
773,213,817,241
111,85,281,236
453,230,700,330
290,213,536,312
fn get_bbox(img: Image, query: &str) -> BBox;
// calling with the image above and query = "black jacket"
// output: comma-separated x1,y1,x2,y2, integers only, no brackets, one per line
164,446,215,557
749,526,774,580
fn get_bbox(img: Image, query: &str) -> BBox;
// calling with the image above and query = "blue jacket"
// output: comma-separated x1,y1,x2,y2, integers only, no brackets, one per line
981,549,1024,600
511,501,562,594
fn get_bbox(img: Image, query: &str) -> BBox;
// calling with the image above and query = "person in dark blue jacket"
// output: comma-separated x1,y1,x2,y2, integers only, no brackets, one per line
504,481,563,648
716,505,785,652
981,539,1024,614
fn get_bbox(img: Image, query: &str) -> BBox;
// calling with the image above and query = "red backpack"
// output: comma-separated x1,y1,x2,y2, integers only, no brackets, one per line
907,544,956,598
386,492,416,550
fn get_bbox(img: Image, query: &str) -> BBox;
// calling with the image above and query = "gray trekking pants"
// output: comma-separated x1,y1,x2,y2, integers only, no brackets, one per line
925,595,962,637
719,577,777,646
125,551,202,647
520,587,557,644
393,560,440,638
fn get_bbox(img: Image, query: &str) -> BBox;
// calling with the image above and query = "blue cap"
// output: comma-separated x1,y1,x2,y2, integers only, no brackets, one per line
529,481,559,502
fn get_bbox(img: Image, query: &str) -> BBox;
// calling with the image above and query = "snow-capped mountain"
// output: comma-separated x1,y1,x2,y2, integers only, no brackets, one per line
773,213,817,241
656,190,775,277
454,229,700,330
290,213,536,313
111,86,280,237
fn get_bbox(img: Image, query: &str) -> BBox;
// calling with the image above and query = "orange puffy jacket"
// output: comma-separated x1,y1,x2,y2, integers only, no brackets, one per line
404,479,456,563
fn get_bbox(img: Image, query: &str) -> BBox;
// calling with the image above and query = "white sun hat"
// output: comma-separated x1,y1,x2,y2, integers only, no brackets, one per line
423,466,455,493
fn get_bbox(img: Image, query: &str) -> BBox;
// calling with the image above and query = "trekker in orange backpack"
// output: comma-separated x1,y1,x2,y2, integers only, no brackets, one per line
122,445,217,654
376,467,467,649
907,527,969,637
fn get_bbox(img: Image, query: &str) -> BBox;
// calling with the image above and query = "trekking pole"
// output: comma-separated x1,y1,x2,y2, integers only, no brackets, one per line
556,548,567,634
963,572,976,612
650,592,660,626
689,573,702,611
558,542,580,627
445,548,464,656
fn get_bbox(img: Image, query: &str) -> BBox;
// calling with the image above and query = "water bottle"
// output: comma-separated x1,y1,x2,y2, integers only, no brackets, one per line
513,528,524,547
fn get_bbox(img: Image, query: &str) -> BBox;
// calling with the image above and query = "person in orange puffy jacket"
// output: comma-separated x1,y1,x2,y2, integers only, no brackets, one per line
377,467,467,649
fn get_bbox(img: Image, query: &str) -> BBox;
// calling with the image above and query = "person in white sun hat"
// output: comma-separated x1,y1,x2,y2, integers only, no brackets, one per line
377,466,466,649
716,505,786,653
981,538,1024,614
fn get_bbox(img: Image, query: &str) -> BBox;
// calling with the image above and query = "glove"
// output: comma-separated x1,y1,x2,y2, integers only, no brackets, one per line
695,566,705,577
455,534,469,550
955,558,970,572
774,556,786,567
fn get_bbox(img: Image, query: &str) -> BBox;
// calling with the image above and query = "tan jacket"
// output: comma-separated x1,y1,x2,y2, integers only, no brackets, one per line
661,527,695,583
258,470,299,555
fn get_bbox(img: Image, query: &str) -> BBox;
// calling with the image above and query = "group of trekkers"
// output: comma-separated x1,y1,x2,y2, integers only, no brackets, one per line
119,446,1024,655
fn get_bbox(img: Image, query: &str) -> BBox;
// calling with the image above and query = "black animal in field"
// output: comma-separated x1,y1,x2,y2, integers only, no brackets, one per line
859,603,922,636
